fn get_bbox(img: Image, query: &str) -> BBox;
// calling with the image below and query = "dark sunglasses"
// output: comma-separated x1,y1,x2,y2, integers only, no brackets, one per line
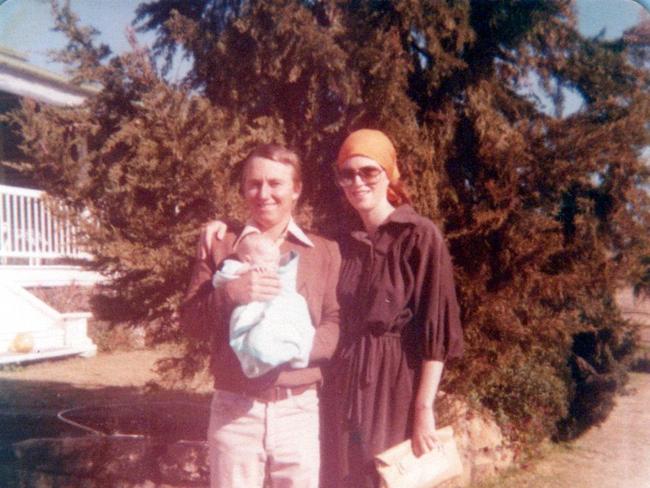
336,166,384,187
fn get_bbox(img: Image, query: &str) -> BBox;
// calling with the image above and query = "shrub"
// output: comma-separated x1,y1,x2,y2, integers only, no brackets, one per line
469,351,569,447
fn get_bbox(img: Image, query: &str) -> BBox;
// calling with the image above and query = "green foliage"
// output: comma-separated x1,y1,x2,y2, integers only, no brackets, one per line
557,323,635,439
470,350,570,446
8,0,650,447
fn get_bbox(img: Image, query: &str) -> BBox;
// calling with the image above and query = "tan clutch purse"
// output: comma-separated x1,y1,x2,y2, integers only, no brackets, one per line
374,426,463,488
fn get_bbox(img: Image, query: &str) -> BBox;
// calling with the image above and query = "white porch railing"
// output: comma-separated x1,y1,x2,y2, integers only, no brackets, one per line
0,183,87,265
0,184,100,362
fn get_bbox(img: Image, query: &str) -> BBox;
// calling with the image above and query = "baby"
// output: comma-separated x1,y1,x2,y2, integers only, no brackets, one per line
212,233,315,378
234,232,281,274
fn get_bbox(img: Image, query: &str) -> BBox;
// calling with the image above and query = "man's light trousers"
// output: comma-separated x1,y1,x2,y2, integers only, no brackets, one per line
208,388,320,487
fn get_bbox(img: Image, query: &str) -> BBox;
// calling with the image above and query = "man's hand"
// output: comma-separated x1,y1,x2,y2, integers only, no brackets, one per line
223,269,281,304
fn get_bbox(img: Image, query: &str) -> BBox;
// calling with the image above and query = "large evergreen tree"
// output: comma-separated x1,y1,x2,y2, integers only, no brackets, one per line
8,0,650,446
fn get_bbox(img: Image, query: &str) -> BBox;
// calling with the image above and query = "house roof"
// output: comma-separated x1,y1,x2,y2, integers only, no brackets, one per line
0,46,98,106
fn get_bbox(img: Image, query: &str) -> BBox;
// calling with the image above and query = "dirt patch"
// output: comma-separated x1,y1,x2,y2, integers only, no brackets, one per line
473,372,650,488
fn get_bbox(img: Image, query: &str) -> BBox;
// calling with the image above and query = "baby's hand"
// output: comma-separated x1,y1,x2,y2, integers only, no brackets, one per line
252,264,280,274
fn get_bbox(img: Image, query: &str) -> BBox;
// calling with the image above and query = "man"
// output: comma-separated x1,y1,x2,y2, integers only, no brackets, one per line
180,143,341,488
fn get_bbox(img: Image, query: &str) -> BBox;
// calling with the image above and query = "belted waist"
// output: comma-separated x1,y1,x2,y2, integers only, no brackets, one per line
338,330,402,356
336,330,407,425
219,383,317,403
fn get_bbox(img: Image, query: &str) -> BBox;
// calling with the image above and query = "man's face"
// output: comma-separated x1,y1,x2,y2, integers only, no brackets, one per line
242,157,301,230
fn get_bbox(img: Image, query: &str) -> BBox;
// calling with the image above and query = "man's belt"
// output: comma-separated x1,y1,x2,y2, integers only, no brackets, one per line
222,383,317,403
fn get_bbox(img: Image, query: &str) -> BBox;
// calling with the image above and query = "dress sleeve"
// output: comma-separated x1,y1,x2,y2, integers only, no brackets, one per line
308,238,342,362
411,222,463,361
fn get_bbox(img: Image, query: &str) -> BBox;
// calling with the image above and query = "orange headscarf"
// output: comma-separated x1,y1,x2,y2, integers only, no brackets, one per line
336,129,400,184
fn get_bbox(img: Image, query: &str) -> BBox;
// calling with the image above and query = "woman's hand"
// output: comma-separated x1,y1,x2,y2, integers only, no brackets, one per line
204,220,229,248
411,406,439,457
199,220,229,260
411,360,444,457
224,269,281,304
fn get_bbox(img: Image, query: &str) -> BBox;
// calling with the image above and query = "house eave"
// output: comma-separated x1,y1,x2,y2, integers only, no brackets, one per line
0,47,99,106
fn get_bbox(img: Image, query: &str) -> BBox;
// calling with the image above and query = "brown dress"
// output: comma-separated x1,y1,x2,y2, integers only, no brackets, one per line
323,205,464,488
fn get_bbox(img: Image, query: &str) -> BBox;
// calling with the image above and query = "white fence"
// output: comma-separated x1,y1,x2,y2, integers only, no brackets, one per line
0,184,86,265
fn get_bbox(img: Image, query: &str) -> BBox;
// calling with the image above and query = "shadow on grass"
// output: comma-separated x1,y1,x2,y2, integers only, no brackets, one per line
0,378,211,487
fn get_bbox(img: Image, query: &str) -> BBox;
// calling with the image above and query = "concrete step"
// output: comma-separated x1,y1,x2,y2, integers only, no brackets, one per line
1,281,61,336
0,281,96,362
0,344,96,366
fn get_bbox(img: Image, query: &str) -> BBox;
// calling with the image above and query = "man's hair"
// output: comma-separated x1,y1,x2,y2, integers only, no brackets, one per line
238,143,303,192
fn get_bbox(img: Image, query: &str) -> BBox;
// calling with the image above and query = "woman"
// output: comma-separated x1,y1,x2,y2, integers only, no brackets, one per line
322,128,463,487
203,130,463,487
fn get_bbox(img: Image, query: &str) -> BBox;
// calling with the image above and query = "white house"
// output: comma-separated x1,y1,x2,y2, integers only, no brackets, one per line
0,46,100,364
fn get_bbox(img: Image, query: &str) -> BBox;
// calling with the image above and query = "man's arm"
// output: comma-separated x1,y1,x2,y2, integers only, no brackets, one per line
308,239,342,362
179,227,227,340
180,226,282,340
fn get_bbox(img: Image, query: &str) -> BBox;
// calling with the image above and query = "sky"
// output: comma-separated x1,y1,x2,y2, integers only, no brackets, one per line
0,0,648,77
0,0,153,74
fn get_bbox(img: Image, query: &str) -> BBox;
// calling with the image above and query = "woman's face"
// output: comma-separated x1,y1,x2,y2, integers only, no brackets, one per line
338,156,390,213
